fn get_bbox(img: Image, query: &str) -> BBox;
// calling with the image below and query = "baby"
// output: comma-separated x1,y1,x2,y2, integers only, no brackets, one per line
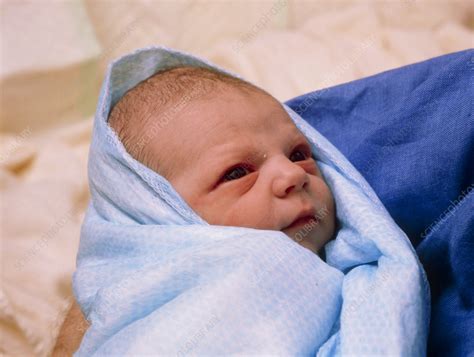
53,66,337,355
108,66,336,255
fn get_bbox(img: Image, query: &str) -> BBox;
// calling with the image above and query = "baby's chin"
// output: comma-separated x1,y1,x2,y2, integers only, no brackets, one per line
282,220,331,255
282,229,327,257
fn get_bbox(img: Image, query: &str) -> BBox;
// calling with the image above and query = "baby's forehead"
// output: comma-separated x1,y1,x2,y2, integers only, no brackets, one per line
137,72,304,176
190,108,305,154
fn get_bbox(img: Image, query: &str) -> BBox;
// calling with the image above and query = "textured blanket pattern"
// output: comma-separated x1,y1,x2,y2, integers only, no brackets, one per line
72,46,429,356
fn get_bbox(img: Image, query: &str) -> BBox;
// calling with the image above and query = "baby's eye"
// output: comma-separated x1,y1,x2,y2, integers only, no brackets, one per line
289,149,309,162
222,165,251,182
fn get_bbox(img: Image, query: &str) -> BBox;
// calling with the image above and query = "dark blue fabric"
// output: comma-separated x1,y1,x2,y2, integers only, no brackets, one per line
285,49,474,357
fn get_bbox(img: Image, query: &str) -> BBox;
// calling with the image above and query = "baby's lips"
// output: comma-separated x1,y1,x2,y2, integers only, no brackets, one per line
284,215,320,231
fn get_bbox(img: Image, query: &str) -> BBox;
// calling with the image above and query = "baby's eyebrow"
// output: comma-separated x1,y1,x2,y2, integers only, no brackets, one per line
217,132,308,167
290,130,312,148
219,144,266,166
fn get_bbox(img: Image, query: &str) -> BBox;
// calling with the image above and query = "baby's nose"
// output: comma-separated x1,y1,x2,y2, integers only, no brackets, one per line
270,156,309,198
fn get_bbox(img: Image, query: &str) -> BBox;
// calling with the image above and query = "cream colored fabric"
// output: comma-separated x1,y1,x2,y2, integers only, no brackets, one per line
1,0,473,356
0,0,101,133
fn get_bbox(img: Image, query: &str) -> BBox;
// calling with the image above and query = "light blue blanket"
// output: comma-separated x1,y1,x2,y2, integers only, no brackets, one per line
73,46,430,356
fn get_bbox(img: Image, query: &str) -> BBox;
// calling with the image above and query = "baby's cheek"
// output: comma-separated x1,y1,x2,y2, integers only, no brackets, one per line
314,177,334,204
179,192,217,224
322,188,336,222
233,200,277,230
219,201,254,227
321,189,337,240
189,188,275,230
218,201,267,229
195,203,224,225
191,194,243,226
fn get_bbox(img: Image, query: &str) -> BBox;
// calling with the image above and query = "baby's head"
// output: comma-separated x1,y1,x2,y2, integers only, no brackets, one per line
108,66,336,255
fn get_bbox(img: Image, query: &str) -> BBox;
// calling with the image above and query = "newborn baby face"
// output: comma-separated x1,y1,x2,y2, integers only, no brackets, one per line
150,86,336,254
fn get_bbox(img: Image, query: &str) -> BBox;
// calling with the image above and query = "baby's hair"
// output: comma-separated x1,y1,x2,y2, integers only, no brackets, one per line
108,65,267,179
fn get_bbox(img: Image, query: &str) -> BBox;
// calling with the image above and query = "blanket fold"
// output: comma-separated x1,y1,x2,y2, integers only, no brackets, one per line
73,46,429,356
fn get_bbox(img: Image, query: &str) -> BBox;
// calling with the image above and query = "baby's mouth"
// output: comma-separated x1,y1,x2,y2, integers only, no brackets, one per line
284,215,320,231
